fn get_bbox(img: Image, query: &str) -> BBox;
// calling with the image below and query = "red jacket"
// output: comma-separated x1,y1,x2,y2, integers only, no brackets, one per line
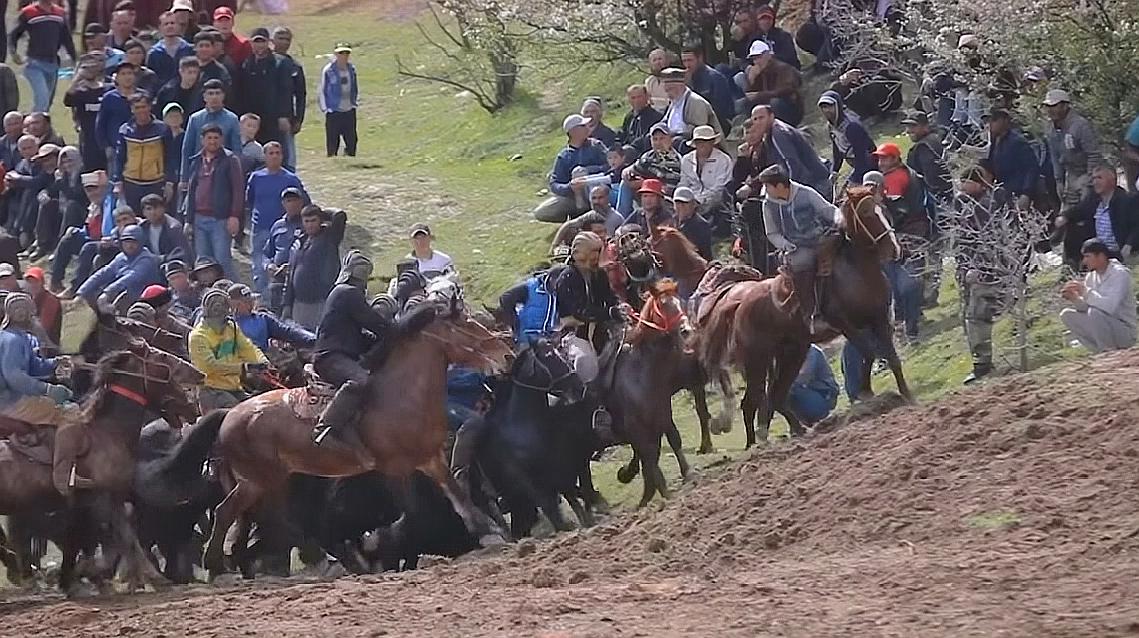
33,288,62,346
224,33,252,68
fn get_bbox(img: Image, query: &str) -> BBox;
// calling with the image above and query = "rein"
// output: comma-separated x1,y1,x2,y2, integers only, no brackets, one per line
421,320,507,370
109,383,149,407
847,196,893,245
628,295,687,334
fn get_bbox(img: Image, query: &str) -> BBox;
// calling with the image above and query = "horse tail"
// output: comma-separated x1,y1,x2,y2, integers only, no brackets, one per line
160,409,227,479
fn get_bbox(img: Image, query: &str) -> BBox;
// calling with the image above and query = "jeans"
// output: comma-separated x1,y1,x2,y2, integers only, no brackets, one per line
282,130,297,170
840,341,867,402
883,260,922,338
25,58,59,112
193,215,235,279
51,228,86,289
250,227,272,294
71,240,118,290
616,182,636,218
787,383,837,423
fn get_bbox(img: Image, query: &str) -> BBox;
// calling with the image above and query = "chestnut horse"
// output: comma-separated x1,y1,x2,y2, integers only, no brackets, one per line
649,225,709,300
203,305,515,578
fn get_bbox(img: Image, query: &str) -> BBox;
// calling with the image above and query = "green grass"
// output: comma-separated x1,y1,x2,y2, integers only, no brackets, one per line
966,510,1021,530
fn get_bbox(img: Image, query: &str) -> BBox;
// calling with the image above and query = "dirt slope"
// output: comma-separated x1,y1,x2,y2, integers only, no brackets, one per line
5,351,1139,637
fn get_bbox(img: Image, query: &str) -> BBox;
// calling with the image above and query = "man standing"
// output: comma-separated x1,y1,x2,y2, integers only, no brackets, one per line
985,107,1039,206
113,93,176,213
1056,164,1139,264
902,110,952,200
147,11,193,90
732,5,800,70
9,0,76,112
1060,238,1137,353
679,125,733,232
246,142,306,293
107,9,135,51
680,46,735,132
318,43,359,158
533,113,608,223
94,61,138,169
818,90,877,184
644,48,671,112
265,186,305,312
616,84,661,154
673,186,712,261
874,141,929,340
183,124,244,279
121,40,159,97
1043,89,1102,210
156,56,204,115
271,26,305,170
138,193,189,264
737,104,831,198
284,205,347,329
239,28,291,145
76,223,162,313
191,31,232,92
180,79,240,185
212,7,251,69
63,54,108,171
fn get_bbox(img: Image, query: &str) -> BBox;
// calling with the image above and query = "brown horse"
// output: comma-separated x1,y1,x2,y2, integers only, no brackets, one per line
0,346,203,594
649,225,709,300
203,305,515,578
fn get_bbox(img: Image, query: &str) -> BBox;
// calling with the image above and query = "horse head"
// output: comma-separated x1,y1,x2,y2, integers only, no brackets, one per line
842,186,899,258
631,278,693,345
83,348,202,426
615,228,660,283
420,306,514,376
513,336,586,405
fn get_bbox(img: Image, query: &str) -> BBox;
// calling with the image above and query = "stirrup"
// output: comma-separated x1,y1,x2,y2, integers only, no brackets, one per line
69,465,95,490
312,424,333,446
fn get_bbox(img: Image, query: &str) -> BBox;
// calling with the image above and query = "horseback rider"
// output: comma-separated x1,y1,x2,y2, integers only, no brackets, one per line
311,250,395,449
0,293,83,494
757,164,842,333
228,283,316,353
498,262,568,344
553,231,630,382
188,288,270,412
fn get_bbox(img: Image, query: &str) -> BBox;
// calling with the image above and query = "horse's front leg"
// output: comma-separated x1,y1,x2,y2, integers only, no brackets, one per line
419,454,507,546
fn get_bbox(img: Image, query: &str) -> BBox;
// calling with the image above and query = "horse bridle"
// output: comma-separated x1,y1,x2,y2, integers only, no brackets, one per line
629,294,688,334
847,196,893,245
511,342,575,393
421,317,510,370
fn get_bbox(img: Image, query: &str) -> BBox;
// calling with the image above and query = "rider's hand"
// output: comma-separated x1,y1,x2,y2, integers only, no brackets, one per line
243,362,269,373
44,383,73,404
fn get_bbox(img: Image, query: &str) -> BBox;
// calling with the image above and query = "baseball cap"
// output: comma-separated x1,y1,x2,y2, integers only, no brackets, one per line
228,283,254,299
747,40,772,58
162,102,184,118
1022,66,1046,82
900,110,929,126
562,113,592,133
170,0,193,11
660,68,686,83
872,142,902,158
817,92,839,107
1042,89,1072,106
23,266,44,282
757,4,776,18
163,259,187,277
672,186,696,203
33,144,61,161
649,121,673,136
280,186,304,200
249,27,270,41
861,171,885,187
212,6,234,20
0,263,17,278
409,222,432,238
81,171,104,187
120,224,144,242
140,285,172,308
84,23,108,36
114,60,138,72
638,179,664,195
334,42,352,54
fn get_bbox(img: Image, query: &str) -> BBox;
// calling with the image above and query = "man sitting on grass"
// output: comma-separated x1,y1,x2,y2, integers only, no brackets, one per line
1059,238,1137,354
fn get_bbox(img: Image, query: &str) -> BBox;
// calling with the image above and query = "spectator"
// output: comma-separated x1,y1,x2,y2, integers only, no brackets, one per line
624,178,673,232
1043,89,1101,210
1056,165,1139,264
318,42,359,158
23,266,59,345
94,61,139,168
616,84,662,155
271,26,305,170
76,223,162,313
985,107,1039,205
107,9,135,50
6,140,57,249
875,142,929,340
51,171,115,294
407,223,456,280
283,205,347,329
737,104,831,199
113,92,176,213
189,255,223,292
162,259,198,323
680,46,735,132
902,110,952,201
0,262,18,291
731,5,800,71
580,97,616,150
203,28,239,100
192,31,232,92
25,111,64,147
122,39,159,97
162,103,186,186
64,54,109,171
787,345,838,425
239,27,290,145
169,0,196,39
183,123,244,278
818,90,876,184
30,145,82,261
643,48,671,112
83,23,125,77
189,287,267,411
738,40,803,127
238,113,265,175
1060,238,1137,353
138,192,189,264
533,113,608,223
156,55,204,115
679,125,733,232
9,0,76,112
660,68,724,145
550,210,611,254
0,61,17,115
264,186,305,312
229,282,314,352
620,121,682,217
137,284,192,338
0,111,22,169
830,67,904,121
246,141,306,293
180,79,240,184
672,186,712,261
147,10,194,90
212,7,251,68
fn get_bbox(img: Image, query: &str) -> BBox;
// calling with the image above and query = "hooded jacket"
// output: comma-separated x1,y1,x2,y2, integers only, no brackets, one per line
761,119,831,197
762,181,840,250
820,90,877,183
315,258,392,358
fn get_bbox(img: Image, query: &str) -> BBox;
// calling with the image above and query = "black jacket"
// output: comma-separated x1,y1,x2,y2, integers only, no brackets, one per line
315,282,392,357
678,214,713,261
278,52,307,127
285,209,347,305
617,106,663,154
906,133,953,198
1064,187,1139,251
239,53,292,123
155,79,205,116
554,263,621,327
139,215,190,264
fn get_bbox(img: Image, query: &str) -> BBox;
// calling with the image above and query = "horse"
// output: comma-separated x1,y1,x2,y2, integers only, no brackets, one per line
0,347,203,594
649,225,709,300
202,303,515,579
595,279,694,507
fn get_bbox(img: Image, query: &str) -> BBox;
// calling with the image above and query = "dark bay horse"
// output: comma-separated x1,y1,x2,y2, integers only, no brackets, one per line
203,305,515,578
0,347,203,594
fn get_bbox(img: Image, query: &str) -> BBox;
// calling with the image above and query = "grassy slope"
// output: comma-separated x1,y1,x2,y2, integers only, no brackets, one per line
38,3,1098,510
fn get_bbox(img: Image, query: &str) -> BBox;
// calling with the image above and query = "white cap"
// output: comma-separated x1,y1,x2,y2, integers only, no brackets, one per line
1041,88,1072,106
0,263,15,277
672,186,696,203
170,0,193,11
747,40,772,58
861,170,885,187
957,34,979,49
562,113,592,133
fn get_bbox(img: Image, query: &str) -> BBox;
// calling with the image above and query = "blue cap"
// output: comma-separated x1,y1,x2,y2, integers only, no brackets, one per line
120,224,144,243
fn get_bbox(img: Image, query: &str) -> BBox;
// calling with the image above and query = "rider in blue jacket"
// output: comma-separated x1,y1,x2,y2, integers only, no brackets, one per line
227,283,315,352
497,264,567,343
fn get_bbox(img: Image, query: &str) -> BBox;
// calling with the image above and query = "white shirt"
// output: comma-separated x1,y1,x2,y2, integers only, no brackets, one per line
413,250,455,278
679,147,733,204
664,89,689,135
1076,260,1137,327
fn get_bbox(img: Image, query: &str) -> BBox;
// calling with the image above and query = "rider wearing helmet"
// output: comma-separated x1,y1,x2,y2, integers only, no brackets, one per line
188,288,269,412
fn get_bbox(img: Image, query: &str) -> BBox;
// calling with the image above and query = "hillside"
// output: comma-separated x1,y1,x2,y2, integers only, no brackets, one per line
6,350,1139,636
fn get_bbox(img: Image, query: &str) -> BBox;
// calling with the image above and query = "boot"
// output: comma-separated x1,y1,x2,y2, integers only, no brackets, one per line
52,425,94,496
963,364,992,385
793,269,820,334
313,382,364,448
813,274,833,334
449,416,486,486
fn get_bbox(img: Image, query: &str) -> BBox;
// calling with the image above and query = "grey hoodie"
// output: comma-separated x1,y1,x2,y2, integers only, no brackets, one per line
763,181,840,251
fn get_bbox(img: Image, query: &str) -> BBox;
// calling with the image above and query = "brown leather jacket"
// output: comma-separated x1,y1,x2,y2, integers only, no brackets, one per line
745,59,803,109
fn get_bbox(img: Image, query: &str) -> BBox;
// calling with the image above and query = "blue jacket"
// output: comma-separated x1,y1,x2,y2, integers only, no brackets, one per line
688,64,735,129
266,216,301,266
987,128,1039,197
499,268,563,342
447,366,488,411
318,61,358,114
547,140,608,198
146,38,194,90
77,246,163,303
0,328,56,405
180,107,241,181
821,90,877,183
246,168,308,232
235,311,316,352
94,87,132,150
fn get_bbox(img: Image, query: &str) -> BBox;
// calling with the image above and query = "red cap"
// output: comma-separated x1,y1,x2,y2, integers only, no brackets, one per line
141,284,169,300
757,5,776,18
872,142,902,158
213,6,234,20
639,179,665,195
23,266,44,281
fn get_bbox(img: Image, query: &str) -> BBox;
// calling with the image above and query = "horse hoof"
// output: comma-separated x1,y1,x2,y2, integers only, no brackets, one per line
616,466,636,484
478,534,508,548
697,443,713,454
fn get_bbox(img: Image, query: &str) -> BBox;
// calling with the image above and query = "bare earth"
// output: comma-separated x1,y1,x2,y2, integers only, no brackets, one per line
4,352,1139,637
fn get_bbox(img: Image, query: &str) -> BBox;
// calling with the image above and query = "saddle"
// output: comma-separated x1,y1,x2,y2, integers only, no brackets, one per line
0,396,87,434
0,427,59,466
693,262,765,327
282,364,337,424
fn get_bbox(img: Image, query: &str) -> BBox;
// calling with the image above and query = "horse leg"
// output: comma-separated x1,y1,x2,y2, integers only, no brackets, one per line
108,499,168,592
665,419,690,480
204,480,262,579
872,316,913,401
636,432,666,507
616,451,640,484
743,359,771,446
419,454,507,545
689,382,714,454
0,522,22,586
709,371,735,435
577,459,609,515
563,488,594,528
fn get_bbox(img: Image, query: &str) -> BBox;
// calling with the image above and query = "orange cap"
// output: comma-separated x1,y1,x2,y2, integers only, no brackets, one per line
872,142,902,158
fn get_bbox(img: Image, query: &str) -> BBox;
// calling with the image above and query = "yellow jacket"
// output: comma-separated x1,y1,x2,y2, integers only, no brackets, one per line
189,319,267,391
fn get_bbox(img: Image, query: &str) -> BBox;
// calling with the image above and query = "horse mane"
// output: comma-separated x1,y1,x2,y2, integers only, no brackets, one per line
652,226,707,274
362,303,441,372
78,350,134,422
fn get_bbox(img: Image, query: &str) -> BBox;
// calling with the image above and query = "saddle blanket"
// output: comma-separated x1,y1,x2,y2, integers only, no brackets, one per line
283,387,334,424
0,428,58,466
